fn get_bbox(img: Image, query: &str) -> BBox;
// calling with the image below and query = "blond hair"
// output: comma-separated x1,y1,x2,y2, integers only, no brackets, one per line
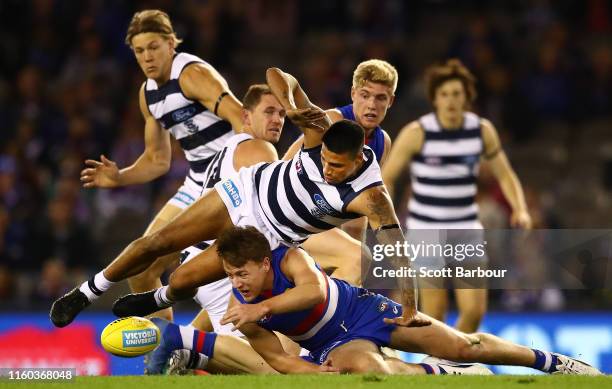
125,9,183,48
352,59,398,95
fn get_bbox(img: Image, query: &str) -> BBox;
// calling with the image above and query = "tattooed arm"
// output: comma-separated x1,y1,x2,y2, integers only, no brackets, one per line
346,185,430,327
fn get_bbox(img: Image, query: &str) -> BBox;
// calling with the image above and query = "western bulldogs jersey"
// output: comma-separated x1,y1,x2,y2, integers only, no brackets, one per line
337,104,386,162
408,112,484,228
202,133,254,190
232,246,402,363
144,53,234,183
253,145,383,244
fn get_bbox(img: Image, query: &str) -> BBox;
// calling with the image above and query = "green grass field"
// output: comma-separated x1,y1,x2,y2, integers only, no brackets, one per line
1,375,610,389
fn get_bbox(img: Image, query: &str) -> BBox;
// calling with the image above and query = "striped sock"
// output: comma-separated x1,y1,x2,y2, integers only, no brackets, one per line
177,325,217,358
153,286,174,308
79,271,114,302
531,349,558,373
420,363,447,375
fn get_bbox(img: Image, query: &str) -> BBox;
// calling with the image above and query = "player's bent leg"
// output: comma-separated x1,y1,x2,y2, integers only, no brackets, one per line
453,288,487,333
303,228,362,285
326,339,424,374
112,243,227,318
104,190,233,282
418,288,448,323
326,339,396,374
128,203,183,321
146,318,276,375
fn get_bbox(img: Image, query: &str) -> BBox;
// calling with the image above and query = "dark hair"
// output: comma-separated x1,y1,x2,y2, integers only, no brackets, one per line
322,119,364,158
242,84,273,111
216,226,272,267
424,58,477,109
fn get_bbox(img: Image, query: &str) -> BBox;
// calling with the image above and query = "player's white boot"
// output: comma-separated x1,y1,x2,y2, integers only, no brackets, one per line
551,353,602,375
422,356,494,375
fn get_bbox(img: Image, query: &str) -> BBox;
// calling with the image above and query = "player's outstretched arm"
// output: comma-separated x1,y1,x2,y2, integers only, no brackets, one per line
381,121,423,198
347,185,430,328
241,321,336,374
480,119,532,229
80,84,172,188
221,249,326,329
180,62,244,132
266,67,331,148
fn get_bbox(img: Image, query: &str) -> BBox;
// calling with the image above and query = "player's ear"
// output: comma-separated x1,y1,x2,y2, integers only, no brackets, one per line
242,108,251,126
350,86,357,101
262,257,271,272
357,150,364,163
388,94,395,108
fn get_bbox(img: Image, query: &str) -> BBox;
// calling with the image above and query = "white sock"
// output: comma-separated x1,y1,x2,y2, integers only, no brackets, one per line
79,271,114,302
153,285,174,308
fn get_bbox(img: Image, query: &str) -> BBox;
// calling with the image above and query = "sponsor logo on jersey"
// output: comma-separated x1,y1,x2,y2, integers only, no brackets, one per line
311,194,340,218
172,106,197,122
221,179,242,207
122,329,158,348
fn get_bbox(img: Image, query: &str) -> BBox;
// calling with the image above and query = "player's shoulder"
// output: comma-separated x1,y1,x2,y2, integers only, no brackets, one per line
236,138,278,164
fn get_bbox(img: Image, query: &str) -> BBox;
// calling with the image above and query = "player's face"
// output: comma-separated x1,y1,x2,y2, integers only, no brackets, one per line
351,81,394,132
433,79,466,120
320,145,364,185
223,258,270,302
245,94,286,143
131,33,174,83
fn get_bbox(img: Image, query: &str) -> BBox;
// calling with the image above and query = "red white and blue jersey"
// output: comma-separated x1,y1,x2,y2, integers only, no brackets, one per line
337,104,386,162
232,246,403,362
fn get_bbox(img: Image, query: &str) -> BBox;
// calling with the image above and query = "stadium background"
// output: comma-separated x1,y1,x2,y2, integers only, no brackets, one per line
0,0,610,375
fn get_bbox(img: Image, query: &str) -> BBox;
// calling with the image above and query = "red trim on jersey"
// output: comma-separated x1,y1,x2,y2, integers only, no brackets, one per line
285,270,330,336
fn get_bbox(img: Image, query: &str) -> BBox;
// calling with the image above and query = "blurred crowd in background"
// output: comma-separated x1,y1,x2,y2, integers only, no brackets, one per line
1,0,611,311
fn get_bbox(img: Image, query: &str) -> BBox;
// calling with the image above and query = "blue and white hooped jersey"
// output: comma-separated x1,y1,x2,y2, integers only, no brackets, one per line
253,145,383,245
337,104,386,162
408,112,484,228
144,52,234,183
232,246,357,352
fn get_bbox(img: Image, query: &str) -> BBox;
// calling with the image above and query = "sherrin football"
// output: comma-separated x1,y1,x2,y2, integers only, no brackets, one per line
100,316,160,357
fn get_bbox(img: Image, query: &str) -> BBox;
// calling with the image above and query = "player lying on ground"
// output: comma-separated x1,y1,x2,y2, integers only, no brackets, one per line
51,75,425,331
148,226,601,375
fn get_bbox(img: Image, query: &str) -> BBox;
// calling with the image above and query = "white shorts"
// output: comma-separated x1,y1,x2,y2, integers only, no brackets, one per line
181,244,243,337
213,166,282,250
168,172,204,209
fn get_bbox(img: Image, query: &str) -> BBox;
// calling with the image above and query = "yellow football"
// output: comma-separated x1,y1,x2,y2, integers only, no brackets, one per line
100,316,160,357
